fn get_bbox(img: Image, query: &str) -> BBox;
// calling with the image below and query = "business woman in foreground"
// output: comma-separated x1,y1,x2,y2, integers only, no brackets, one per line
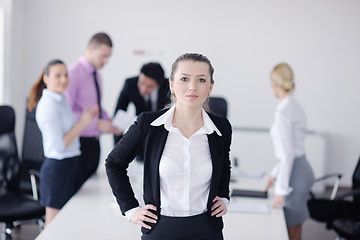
106,53,232,239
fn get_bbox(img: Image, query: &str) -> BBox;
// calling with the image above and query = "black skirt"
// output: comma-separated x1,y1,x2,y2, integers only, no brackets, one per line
141,212,223,240
39,156,79,209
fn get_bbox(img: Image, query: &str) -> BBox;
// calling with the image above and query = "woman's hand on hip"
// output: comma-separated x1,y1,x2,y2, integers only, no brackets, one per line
211,196,227,217
130,204,157,229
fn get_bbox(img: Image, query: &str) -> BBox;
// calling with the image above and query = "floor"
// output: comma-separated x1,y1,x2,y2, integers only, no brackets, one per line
303,219,337,240
4,223,40,240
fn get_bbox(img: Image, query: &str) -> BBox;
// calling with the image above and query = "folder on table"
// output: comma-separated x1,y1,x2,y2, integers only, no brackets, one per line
231,189,268,198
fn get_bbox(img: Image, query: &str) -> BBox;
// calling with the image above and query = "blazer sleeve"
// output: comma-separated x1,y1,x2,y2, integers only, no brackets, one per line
114,79,131,116
218,118,232,201
105,113,145,215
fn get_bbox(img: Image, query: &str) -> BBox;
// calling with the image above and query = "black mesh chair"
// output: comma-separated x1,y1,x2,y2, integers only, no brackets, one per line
330,158,360,240
20,106,45,196
331,206,360,240
208,97,227,117
0,105,45,239
307,155,360,234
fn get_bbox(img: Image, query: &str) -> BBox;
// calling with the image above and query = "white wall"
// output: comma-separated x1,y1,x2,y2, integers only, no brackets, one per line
0,0,26,145
5,0,360,186
0,7,4,101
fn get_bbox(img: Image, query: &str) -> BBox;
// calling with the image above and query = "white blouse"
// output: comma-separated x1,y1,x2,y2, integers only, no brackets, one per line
125,105,225,220
270,95,307,195
152,105,222,216
36,89,80,160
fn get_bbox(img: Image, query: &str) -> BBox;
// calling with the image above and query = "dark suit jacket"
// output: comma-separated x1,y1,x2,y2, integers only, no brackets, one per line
114,76,171,116
113,77,171,145
105,109,232,234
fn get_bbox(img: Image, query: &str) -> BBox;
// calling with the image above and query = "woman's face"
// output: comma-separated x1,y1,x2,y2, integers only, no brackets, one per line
44,64,69,94
271,82,280,98
170,60,214,109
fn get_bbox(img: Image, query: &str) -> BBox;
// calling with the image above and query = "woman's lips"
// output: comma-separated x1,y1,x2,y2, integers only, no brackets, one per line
186,94,198,99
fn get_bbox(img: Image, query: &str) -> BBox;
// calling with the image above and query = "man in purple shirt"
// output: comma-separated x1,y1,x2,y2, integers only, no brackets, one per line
65,32,121,186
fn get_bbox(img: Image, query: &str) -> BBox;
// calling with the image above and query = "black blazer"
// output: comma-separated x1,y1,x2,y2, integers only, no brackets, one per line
105,109,232,233
114,77,171,116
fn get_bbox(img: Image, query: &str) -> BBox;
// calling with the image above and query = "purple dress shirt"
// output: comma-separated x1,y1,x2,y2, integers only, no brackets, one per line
64,56,110,137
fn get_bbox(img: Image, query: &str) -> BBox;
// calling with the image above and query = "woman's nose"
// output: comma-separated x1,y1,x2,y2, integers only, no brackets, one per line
189,82,197,91
61,76,68,83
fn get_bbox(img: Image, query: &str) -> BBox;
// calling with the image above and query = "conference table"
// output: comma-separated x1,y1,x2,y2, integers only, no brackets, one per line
35,162,288,239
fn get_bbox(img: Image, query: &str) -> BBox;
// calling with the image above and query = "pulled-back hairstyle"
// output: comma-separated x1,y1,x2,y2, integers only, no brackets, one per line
170,53,214,83
270,63,295,94
168,53,214,111
88,32,113,48
27,59,65,111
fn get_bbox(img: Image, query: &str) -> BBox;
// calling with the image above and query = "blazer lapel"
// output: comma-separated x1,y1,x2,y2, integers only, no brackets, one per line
147,125,169,209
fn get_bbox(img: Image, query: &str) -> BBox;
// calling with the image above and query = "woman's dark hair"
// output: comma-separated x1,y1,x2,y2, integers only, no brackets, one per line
27,59,65,111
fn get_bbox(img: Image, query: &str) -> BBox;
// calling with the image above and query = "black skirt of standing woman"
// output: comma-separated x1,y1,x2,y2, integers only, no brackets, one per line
40,156,80,209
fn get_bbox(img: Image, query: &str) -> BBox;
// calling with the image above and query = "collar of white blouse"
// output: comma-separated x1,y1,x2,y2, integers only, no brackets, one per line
150,104,222,136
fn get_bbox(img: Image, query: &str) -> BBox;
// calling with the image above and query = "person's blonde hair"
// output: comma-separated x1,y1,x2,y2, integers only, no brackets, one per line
270,63,295,93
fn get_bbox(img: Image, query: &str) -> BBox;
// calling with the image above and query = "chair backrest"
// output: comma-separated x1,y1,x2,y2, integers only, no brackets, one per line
352,155,360,203
21,106,45,171
0,105,21,193
208,97,228,117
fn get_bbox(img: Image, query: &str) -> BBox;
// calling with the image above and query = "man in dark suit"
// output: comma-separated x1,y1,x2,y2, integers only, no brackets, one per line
114,62,170,115
114,62,171,144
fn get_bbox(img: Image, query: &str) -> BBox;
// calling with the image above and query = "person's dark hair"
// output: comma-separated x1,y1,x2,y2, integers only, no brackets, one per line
140,62,165,85
27,59,66,111
88,32,113,48
170,53,214,83
168,53,214,111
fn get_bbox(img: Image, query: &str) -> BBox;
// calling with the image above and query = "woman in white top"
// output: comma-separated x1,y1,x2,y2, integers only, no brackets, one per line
106,53,232,239
29,59,98,226
265,63,314,240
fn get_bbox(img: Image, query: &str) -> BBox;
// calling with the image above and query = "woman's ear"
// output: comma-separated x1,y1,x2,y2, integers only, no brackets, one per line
43,75,48,85
169,79,174,93
208,81,214,95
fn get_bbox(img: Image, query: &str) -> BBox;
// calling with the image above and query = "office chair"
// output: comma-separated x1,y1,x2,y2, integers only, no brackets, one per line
208,97,227,117
207,96,242,169
0,105,45,240
20,106,45,196
331,198,360,240
329,157,360,240
307,155,360,232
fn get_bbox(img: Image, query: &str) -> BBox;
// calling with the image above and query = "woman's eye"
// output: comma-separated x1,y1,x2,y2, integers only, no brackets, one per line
199,78,206,83
180,77,187,81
